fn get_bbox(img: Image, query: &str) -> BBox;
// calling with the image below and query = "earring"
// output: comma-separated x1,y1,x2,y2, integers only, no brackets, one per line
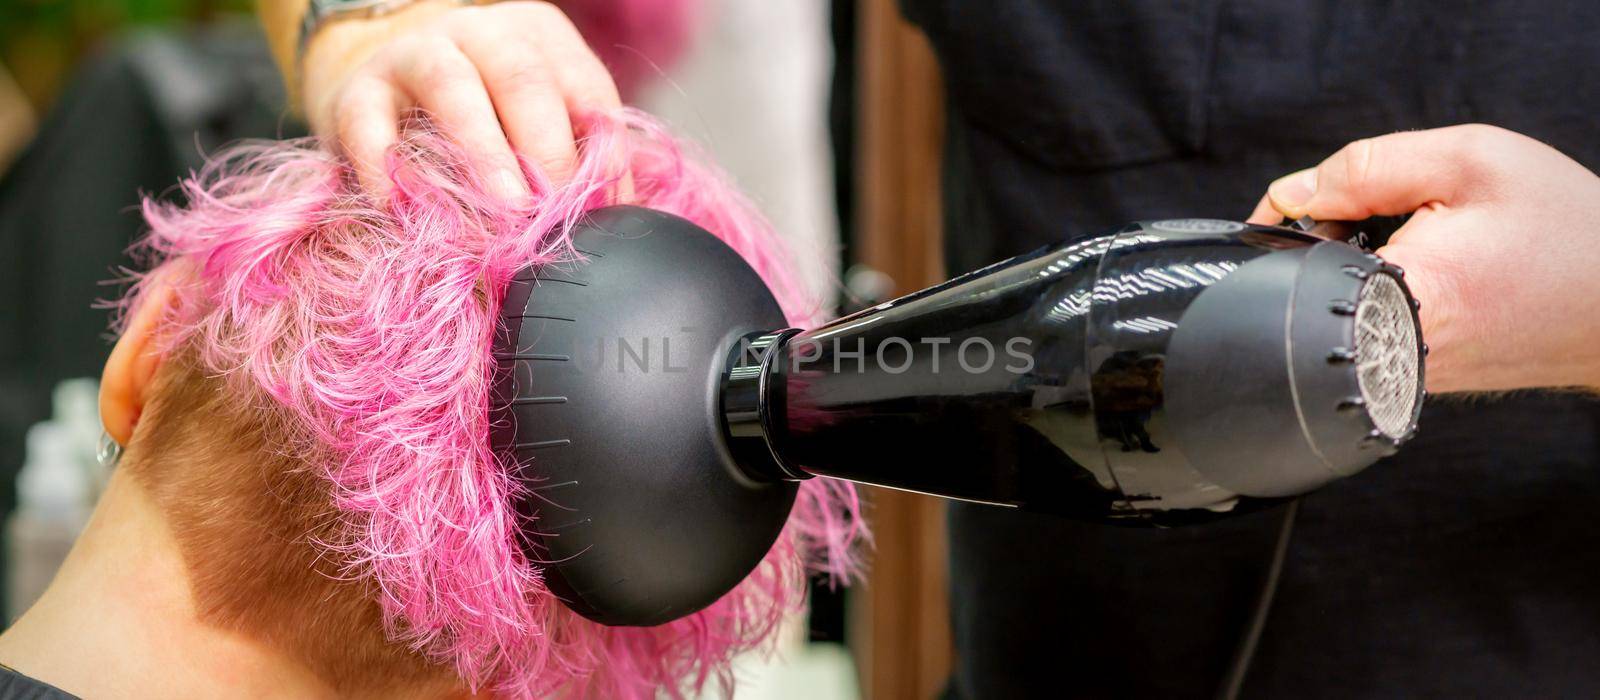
97,431,123,468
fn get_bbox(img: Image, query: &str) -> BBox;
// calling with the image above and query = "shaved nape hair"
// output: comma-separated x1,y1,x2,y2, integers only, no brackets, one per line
125,349,457,696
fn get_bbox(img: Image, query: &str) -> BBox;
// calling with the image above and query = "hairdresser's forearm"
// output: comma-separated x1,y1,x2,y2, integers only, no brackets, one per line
257,0,460,107
256,0,311,88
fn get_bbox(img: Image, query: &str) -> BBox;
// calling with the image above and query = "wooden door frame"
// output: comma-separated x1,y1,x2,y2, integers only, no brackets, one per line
849,2,952,699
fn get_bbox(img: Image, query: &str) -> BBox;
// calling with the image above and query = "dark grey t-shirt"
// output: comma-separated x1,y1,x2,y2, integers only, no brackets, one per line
899,0,1600,697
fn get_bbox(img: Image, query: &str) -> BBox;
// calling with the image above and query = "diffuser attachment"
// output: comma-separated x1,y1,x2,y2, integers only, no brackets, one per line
491,206,796,626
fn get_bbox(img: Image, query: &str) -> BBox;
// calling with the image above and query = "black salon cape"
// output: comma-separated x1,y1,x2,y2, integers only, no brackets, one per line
0,666,74,700
897,1,1600,697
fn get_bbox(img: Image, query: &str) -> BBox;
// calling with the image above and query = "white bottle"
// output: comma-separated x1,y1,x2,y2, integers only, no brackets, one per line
6,416,94,621
52,378,109,495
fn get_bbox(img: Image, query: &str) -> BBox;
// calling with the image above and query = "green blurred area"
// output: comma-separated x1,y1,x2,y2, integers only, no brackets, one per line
0,0,255,110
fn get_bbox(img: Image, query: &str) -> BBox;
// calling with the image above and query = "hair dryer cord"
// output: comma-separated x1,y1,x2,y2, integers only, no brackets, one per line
1217,499,1300,700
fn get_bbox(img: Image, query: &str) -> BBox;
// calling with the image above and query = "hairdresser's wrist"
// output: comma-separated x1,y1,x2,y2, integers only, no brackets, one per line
1389,248,1572,395
299,0,457,117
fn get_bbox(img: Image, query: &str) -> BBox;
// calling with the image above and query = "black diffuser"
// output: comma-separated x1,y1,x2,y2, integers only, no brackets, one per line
492,207,1425,626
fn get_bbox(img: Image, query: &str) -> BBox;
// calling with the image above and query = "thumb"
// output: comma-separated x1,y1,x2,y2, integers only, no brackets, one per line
1267,125,1490,220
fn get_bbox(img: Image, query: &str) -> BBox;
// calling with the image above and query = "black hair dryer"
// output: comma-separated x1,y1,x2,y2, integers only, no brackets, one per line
492,206,1425,626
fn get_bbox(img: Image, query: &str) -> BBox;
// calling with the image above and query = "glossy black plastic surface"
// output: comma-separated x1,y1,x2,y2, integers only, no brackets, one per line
757,219,1421,524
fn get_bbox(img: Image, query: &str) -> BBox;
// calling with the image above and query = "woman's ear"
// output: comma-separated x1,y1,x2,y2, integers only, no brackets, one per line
100,276,179,447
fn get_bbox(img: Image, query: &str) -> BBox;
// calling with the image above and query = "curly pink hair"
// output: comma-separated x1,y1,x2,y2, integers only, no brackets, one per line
123,109,864,698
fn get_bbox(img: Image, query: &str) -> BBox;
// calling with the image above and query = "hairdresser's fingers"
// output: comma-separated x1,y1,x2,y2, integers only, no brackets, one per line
527,5,624,118
1265,124,1502,221
452,29,579,185
390,38,531,201
1248,194,1356,241
541,31,636,198
1246,194,1282,225
541,31,635,198
614,167,636,203
332,74,405,195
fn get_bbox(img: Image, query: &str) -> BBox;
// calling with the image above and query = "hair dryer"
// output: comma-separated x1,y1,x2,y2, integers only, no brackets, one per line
491,206,1424,626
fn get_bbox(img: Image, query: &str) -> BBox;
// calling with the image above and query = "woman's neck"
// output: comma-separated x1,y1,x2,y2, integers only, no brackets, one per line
0,469,342,699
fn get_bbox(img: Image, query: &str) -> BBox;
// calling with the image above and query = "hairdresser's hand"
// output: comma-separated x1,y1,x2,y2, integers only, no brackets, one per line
300,0,621,198
1248,124,1600,394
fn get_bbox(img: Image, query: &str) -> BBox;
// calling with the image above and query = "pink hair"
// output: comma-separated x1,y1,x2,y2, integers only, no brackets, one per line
561,0,704,100
125,109,865,698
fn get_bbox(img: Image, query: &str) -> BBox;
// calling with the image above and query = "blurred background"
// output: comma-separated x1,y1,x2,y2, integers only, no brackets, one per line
0,0,954,697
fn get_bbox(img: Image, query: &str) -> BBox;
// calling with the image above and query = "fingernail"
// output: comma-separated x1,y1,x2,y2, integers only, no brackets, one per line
1269,169,1318,209
496,170,529,201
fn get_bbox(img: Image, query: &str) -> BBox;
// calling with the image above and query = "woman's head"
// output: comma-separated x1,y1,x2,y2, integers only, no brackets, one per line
105,109,863,698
